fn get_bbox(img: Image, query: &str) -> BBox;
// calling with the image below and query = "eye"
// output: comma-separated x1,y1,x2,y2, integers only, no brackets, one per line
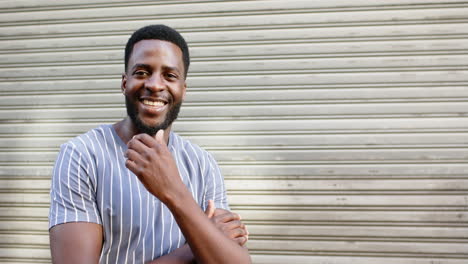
133,70,149,77
165,72,179,80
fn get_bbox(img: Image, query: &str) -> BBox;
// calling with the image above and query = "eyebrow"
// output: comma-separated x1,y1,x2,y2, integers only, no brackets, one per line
131,63,151,71
131,64,182,75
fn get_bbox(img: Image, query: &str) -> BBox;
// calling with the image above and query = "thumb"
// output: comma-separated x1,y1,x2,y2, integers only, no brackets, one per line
205,200,215,218
155,129,165,145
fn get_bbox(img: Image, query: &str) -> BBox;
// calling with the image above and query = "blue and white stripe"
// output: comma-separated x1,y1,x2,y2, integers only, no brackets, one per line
49,124,229,263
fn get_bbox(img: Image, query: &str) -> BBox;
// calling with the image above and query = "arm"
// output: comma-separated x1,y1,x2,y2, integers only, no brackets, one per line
210,206,249,247
149,201,249,264
50,222,103,264
166,191,251,264
126,130,251,264
148,243,194,264
48,142,103,264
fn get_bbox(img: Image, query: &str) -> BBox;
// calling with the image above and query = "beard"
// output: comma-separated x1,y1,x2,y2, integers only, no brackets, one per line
125,96,182,136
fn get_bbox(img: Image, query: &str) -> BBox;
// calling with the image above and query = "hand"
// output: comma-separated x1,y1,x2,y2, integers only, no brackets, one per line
125,129,186,203
205,200,249,246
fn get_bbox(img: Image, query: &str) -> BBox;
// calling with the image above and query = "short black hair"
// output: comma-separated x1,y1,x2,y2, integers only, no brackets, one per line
124,24,190,78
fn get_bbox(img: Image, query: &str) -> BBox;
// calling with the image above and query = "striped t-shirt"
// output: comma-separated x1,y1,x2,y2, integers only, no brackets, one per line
49,124,229,263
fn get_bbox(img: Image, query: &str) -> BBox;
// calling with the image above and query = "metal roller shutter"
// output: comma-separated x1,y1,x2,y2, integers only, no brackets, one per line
1,0,467,263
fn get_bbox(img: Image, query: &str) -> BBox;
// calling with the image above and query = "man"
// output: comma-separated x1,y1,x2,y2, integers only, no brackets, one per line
49,24,251,264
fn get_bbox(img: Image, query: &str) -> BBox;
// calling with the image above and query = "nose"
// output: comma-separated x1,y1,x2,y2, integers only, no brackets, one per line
145,74,165,92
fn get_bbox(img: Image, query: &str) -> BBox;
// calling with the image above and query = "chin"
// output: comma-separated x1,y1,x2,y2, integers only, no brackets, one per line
135,118,167,136
126,96,182,136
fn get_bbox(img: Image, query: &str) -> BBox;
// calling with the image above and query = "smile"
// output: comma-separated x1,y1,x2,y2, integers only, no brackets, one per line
142,99,166,107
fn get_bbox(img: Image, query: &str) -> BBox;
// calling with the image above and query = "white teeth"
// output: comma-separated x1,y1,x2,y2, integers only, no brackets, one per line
142,100,165,107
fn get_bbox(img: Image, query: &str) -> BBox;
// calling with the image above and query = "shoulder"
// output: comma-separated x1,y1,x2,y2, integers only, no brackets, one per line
60,125,110,156
170,132,210,157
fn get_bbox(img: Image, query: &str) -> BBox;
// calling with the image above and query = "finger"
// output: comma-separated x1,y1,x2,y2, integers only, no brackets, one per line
125,149,143,164
125,148,146,174
230,226,248,238
127,136,151,154
155,129,165,145
219,220,244,232
234,236,248,246
213,211,241,224
132,133,158,149
125,149,146,169
212,208,229,217
125,157,139,174
205,200,216,218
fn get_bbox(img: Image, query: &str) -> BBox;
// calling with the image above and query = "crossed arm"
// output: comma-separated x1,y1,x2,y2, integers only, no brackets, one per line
149,202,249,264
50,204,248,264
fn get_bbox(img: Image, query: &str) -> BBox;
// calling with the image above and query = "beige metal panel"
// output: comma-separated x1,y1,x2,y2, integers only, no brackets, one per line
6,81,464,96
235,209,468,223
4,38,468,62
248,224,468,238
2,0,468,23
5,39,468,65
0,6,455,26
186,70,468,87
2,3,468,37
2,19,468,42
191,38,468,58
226,179,468,191
0,207,48,219
182,133,468,147
251,255,468,264
2,178,468,193
1,132,468,149
4,69,466,83
172,118,468,133
2,102,468,121
0,192,50,205
2,24,468,54
0,248,50,262
3,87,468,104
1,192,467,208
1,0,467,263
0,179,50,190
0,80,120,94
4,163,468,178
0,233,49,245
2,0,468,10
247,239,468,255
0,166,53,178
210,148,468,162
0,220,47,232
3,148,468,165
1,118,468,136
228,194,467,207
4,54,468,78
220,164,468,177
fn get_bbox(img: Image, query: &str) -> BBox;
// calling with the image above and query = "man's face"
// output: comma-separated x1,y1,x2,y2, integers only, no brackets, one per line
122,39,186,136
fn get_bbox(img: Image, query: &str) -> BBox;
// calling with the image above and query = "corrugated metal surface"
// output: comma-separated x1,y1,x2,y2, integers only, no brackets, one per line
1,0,468,263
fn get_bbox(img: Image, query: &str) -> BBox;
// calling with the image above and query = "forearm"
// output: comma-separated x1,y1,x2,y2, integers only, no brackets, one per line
147,244,195,264
165,190,251,264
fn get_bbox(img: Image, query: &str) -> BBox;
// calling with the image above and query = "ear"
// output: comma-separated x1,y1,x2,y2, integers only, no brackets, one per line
182,81,187,101
121,73,127,94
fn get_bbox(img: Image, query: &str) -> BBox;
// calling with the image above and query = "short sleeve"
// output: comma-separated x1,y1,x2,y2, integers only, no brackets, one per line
49,142,102,229
203,152,230,211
